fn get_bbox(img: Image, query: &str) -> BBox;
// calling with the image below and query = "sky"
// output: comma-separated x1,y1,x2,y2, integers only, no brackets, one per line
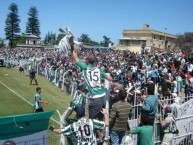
0,0,193,44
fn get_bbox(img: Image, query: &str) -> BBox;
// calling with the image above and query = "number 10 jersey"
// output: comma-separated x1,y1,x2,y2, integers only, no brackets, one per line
61,118,105,145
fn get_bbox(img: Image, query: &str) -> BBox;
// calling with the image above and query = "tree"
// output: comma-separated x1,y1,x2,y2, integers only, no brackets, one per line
26,6,40,36
44,32,56,45
4,3,20,48
90,40,99,46
100,35,113,47
78,34,100,46
0,38,6,48
79,34,91,44
16,34,26,44
176,34,184,48
177,32,193,52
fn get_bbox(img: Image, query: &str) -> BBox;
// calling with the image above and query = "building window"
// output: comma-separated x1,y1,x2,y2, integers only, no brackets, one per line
153,35,155,39
160,36,162,40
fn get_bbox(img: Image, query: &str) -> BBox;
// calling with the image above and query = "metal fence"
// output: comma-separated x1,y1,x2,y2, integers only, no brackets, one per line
4,58,77,95
173,133,193,145
128,92,193,145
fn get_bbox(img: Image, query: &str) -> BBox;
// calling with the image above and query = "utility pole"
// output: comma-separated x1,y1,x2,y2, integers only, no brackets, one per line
164,28,167,49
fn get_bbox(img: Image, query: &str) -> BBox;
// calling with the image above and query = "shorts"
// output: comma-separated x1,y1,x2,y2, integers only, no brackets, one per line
88,96,105,120
161,133,174,145
34,107,44,113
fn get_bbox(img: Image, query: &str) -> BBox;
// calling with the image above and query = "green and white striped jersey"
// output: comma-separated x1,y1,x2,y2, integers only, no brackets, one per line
70,91,86,108
34,93,42,109
75,61,107,98
61,118,105,145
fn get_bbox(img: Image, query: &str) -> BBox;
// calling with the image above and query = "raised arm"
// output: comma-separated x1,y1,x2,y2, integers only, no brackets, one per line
101,70,112,81
69,36,79,63
72,49,79,63
141,100,151,111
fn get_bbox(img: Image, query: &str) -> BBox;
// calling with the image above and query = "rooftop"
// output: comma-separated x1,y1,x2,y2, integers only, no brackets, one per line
16,44,43,48
24,34,40,39
122,24,177,39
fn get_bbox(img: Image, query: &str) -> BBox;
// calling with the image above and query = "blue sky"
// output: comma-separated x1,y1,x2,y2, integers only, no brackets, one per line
0,0,193,44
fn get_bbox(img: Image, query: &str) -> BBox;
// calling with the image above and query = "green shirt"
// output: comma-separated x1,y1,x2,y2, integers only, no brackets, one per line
70,92,86,108
131,125,154,145
75,61,107,98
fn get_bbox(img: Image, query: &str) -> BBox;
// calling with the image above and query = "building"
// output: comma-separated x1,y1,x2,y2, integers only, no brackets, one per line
16,34,43,49
25,34,41,45
117,24,178,53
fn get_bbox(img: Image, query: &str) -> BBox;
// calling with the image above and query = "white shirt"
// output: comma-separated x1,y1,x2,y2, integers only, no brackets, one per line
188,64,193,72
173,81,177,93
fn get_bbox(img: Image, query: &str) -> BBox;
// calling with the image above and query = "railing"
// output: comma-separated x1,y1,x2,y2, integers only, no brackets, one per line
3,58,125,98
34,59,76,94
173,132,193,145
128,91,193,145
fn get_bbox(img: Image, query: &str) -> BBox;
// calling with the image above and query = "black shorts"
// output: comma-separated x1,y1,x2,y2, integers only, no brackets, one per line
88,97,105,120
34,107,44,113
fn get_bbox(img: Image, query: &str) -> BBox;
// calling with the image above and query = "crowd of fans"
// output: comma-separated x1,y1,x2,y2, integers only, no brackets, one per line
1,47,193,145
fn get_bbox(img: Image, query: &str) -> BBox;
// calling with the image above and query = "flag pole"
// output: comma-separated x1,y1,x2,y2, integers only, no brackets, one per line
104,74,110,144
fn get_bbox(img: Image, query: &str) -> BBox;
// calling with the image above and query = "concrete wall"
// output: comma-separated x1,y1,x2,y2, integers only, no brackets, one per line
120,35,176,50
26,38,40,45
116,45,142,54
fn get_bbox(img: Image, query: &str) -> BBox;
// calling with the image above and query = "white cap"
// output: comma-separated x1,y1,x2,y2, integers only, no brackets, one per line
171,93,177,97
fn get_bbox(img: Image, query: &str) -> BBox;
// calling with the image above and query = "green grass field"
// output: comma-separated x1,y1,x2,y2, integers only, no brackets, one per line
0,67,71,117
0,67,73,144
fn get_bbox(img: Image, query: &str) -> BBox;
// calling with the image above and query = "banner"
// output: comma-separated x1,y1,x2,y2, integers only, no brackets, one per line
0,111,54,145
177,98,193,118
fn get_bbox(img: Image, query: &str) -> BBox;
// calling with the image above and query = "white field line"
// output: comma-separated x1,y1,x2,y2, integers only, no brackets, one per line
0,80,59,125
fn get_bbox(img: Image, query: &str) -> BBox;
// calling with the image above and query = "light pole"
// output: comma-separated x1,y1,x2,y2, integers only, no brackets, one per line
164,28,167,49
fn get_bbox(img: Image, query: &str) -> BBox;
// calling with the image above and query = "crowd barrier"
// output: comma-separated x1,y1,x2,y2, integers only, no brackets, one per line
129,90,193,145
